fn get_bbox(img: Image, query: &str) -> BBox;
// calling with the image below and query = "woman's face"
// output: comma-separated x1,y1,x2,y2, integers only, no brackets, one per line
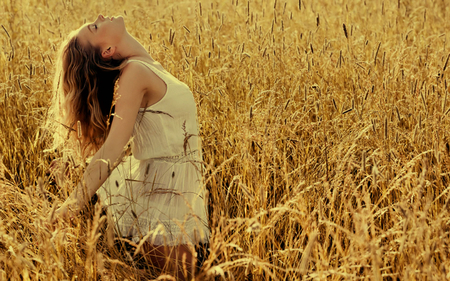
77,14,126,57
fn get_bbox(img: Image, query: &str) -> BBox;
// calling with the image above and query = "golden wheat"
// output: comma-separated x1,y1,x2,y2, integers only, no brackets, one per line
1,0,450,280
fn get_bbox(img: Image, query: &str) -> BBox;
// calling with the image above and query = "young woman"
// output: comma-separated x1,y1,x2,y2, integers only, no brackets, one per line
48,14,210,279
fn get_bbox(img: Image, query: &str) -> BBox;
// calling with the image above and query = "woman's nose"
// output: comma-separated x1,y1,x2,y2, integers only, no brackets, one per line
97,14,104,21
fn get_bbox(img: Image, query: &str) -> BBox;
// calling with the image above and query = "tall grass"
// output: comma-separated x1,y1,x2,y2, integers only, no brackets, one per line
1,0,450,279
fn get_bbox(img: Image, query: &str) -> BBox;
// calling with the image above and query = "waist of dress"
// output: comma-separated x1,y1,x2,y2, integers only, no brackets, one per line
144,150,200,163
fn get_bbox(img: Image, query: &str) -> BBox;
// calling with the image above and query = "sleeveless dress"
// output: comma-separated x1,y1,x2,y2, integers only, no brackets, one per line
97,59,210,246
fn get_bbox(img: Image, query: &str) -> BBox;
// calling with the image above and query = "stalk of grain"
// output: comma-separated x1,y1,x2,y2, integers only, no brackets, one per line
374,42,381,65
362,151,366,173
77,120,82,139
299,231,318,274
384,117,388,139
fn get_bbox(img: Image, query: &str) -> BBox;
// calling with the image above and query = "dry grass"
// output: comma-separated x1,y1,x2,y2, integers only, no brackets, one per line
1,0,450,280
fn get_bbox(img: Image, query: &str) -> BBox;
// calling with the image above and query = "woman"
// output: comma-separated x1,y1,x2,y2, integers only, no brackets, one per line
48,14,210,279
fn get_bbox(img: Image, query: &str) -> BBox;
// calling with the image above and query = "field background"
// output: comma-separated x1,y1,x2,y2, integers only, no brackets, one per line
1,0,450,280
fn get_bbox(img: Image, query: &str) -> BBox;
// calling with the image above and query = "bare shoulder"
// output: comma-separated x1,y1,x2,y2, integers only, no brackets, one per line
120,59,167,108
108,63,147,110
114,62,148,98
119,61,149,84
119,60,164,88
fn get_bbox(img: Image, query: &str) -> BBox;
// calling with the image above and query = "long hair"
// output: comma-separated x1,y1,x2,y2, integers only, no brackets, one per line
47,29,127,158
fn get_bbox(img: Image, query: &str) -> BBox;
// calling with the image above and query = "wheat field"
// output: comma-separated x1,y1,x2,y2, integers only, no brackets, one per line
1,0,450,280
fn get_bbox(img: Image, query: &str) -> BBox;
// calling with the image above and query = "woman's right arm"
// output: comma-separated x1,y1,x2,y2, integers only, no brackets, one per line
54,61,150,219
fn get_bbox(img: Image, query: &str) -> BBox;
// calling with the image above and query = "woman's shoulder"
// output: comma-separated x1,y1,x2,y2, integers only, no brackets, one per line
120,58,168,107
115,62,149,97
121,59,149,75
119,60,160,87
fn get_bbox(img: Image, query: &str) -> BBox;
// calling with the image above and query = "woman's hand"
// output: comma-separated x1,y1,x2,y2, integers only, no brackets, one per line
49,158,70,174
49,192,82,225
54,204,69,220
47,203,77,229
47,158,72,190
45,203,69,231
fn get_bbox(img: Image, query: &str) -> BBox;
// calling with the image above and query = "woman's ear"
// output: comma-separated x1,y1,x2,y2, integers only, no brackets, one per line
101,46,115,59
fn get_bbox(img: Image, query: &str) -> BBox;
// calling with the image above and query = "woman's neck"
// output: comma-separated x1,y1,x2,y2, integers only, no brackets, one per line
113,32,153,61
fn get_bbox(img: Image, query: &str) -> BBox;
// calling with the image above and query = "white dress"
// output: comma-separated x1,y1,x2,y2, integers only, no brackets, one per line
97,59,210,246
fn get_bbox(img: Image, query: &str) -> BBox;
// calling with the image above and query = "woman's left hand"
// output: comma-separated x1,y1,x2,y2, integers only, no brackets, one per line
45,204,68,231
49,202,76,225
55,204,69,220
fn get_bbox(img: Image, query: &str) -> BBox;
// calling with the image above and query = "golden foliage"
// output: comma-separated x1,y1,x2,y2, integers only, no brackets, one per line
1,0,450,280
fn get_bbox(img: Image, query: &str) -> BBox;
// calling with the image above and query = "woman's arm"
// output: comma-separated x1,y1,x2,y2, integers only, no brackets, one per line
56,62,149,217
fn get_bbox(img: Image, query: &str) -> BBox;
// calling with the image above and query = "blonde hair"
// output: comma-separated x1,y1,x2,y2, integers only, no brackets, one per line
47,29,127,158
